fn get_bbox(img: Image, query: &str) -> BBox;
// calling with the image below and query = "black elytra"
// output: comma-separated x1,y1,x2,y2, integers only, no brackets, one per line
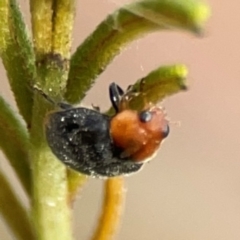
45,83,143,177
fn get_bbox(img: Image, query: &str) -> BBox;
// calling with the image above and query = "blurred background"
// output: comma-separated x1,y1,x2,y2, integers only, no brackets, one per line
1,0,240,239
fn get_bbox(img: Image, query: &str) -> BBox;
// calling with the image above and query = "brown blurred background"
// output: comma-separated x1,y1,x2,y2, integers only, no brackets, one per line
1,0,240,239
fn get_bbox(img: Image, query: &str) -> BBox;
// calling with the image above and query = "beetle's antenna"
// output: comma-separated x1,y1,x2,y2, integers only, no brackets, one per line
32,85,56,104
31,85,72,110
109,82,124,113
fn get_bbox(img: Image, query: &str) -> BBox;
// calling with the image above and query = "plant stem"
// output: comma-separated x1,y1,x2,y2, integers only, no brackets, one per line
30,0,76,239
0,0,36,126
67,170,88,204
30,95,72,240
0,95,31,195
128,64,188,110
30,0,53,61
0,170,35,240
52,0,76,59
92,177,125,240
65,0,210,104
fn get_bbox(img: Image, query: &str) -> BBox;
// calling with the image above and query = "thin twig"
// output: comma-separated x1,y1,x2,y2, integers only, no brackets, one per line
92,177,125,240
0,170,35,239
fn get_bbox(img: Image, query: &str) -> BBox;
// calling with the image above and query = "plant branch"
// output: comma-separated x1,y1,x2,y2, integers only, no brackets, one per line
30,95,72,240
128,64,188,110
30,1,76,239
0,170,35,240
30,0,53,61
106,64,188,116
0,95,31,195
0,0,36,126
92,177,125,240
52,0,76,59
65,0,210,103
67,169,88,204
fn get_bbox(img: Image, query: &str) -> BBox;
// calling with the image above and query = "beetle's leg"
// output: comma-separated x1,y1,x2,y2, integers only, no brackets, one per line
92,104,100,112
139,78,146,92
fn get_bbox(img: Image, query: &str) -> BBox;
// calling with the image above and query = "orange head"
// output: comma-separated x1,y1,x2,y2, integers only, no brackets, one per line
109,83,169,163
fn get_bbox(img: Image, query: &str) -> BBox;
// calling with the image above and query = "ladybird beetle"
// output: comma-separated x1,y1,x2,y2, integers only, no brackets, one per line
43,82,169,177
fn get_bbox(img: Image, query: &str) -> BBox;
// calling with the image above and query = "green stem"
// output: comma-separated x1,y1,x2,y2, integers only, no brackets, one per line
30,1,76,239
0,0,36,126
0,170,35,239
128,64,188,110
92,178,125,240
30,95,72,240
52,0,76,59
67,170,88,204
106,64,188,116
30,0,53,61
65,0,210,103
0,95,31,195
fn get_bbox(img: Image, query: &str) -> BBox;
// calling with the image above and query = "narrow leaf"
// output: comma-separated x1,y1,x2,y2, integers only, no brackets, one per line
0,95,31,195
0,0,36,126
52,0,76,59
0,170,35,240
30,0,53,60
128,64,188,110
65,0,210,103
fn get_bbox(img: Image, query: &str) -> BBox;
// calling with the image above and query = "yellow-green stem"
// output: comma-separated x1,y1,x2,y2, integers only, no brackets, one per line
30,1,76,239
92,178,125,240
30,95,72,240
0,170,35,240
30,0,53,60
67,170,88,204
52,0,76,59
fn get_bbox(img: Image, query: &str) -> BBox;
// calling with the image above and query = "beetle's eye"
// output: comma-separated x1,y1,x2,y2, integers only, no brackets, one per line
162,124,170,138
139,110,152,123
